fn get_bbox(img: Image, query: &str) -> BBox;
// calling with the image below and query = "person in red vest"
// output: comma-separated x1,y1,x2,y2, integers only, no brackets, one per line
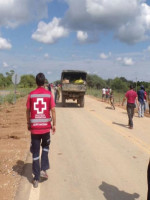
26,73,56,188
122,85,138,129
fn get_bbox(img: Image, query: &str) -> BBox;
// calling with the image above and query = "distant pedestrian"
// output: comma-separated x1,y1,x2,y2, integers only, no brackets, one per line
109,91,115,110
102,87,106,101
47,83,51,92
137,85,145,117
122,85,138,129
26,73,56,188
144,89,147,112
105,87,110,102
148,92,150,114
54,85,58,104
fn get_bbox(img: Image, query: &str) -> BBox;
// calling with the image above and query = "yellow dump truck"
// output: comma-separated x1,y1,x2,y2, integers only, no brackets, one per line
61,70,87,107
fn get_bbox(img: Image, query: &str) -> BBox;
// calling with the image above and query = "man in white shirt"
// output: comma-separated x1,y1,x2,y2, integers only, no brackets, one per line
102,88,106,101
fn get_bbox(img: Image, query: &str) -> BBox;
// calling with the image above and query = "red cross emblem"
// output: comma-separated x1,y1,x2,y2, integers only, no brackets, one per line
34,98,46,114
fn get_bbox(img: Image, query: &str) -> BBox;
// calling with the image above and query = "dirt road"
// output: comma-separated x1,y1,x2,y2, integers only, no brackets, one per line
1,95,149,200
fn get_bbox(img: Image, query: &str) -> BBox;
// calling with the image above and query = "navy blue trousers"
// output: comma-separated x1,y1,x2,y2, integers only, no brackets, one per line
31,132,50,180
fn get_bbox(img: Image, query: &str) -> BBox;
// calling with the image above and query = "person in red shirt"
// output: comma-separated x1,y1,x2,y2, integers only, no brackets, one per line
122,85,138,129
26,73,56,188
144,89,147,112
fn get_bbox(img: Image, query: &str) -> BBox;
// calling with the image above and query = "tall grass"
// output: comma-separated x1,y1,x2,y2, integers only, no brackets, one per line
0,88,34,105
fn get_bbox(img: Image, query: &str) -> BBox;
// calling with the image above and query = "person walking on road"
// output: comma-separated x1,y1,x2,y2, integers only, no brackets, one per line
54,85,58,104
26,73,56,188
122,85,138,129
137,85,145,117
102,87,106,101
144,89,147,113
47,83,51,92
109,90,115,110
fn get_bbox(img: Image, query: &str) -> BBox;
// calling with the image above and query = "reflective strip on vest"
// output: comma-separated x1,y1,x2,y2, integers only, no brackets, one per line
33,156,39,161
30,118,51,123
30,94,51,98
43,148,49,152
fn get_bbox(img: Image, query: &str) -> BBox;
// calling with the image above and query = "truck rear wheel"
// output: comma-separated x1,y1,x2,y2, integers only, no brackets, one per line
80,96,84,107
62,95,66,107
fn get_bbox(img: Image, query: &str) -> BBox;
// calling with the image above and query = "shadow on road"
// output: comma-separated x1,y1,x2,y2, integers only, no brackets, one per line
56,102,80,108
105,106,114,110
99,181,140,200
112,122,129,129
13,160,33,183
122,111,127,115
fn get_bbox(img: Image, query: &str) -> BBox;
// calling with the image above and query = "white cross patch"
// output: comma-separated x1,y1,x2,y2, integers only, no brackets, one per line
34,98,46,114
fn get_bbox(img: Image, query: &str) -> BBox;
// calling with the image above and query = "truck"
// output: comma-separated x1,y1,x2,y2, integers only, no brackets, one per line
61,70,87,107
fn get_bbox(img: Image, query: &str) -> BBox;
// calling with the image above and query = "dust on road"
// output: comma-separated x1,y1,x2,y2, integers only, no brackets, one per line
0,97,30,200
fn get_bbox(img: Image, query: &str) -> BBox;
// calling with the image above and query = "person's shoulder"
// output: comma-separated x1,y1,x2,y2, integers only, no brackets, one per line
132,90,136,93
42,88,52,95
30,88,37,95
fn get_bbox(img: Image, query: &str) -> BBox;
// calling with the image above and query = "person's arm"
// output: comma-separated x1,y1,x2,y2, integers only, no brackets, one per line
26,94,31,130
145,92,148,101
122,96,126,106
26,108,30,130
135,97,139,108
51,107,56,134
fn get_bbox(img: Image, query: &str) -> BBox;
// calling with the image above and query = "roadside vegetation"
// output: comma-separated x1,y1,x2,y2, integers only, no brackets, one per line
0,70,36,104
1,70,150,104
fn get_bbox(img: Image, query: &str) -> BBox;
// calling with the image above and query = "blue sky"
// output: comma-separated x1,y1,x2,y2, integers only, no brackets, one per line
0,0,150,82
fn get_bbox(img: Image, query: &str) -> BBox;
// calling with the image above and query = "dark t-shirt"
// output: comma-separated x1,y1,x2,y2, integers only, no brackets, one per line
137,89,145,104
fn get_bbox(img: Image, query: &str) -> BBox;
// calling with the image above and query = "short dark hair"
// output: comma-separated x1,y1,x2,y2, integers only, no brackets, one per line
36,73,45,86
130,85,133,89
141,85,144,90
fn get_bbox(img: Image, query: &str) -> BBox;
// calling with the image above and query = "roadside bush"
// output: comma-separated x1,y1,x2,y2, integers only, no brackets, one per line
0,96,4,105
4,93,14,104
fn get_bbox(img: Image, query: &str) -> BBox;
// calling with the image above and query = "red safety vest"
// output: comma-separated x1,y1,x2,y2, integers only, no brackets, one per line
30,90,51,131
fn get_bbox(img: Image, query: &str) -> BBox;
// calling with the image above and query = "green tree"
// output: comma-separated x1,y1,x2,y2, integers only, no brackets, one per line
0,73,5,88
20,74,36,88
86,74,94,88
54,80,61,85
2,70,15,87
111,77,128,92
87,74,106,89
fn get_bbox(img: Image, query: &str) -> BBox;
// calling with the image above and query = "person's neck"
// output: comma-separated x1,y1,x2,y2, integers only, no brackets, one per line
38,85,44,88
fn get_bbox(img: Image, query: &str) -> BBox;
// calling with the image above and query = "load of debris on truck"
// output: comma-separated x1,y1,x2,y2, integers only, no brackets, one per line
61,70,87,107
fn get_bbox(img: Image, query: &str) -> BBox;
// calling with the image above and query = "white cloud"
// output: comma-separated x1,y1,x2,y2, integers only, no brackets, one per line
63,0,150,44
0,0,149,45
0,37,12,49
123,57,134,66
44,53,49,58
0,0,51,28
32,17,69,44
77,31,88,42
100,53,108,59
116,56,134,66
147,46,150,51
3,61,9,67
116,57,122,61
99,52,111,59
